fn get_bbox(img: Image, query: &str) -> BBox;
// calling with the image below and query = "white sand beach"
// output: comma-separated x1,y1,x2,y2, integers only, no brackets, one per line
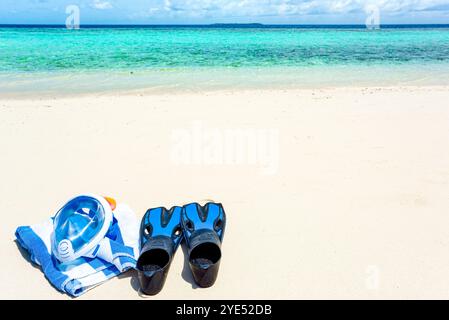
2,86,449,299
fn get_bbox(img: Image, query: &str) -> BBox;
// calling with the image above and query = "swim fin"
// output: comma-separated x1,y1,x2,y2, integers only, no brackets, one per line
136,206,183,295
182,202,226,288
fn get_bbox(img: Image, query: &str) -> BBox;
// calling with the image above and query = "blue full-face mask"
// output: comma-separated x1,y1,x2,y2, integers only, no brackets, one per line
51,194,113,263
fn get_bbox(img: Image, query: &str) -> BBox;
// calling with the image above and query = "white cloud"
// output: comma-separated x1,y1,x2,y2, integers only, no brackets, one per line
91,0,113,10
138,0,449,17
2,0,448,23
112,0,449,21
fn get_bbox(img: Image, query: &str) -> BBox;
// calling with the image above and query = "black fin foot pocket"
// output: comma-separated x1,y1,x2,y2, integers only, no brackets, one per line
136,237,174,295
188,230,222,287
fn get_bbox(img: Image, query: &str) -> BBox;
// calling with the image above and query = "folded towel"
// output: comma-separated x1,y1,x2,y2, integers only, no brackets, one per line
15,202,139,297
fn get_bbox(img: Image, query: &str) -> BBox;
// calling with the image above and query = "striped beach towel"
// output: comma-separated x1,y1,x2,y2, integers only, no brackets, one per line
15,203,139,297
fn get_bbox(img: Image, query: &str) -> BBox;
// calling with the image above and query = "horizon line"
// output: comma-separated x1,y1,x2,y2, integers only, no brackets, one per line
1,23,449,27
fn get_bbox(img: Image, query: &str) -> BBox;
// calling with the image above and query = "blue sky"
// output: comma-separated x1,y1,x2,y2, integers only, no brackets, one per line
0,0,448,24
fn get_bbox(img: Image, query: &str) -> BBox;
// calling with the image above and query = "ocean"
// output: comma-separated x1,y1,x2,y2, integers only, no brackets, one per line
1,25,449,95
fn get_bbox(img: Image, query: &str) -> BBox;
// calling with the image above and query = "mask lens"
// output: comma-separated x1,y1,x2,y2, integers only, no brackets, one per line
52,195,107,262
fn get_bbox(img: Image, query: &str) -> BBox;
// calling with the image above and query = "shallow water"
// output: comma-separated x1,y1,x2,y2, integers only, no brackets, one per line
1,26,449,94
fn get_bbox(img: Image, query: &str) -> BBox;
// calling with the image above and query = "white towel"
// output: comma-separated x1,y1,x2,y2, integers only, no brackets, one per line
15,203,139,297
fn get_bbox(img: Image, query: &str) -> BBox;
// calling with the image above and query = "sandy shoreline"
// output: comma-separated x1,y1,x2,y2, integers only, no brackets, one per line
2,86,449,299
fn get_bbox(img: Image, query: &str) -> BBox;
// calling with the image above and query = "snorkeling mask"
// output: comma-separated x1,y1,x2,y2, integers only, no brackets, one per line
51,194,114,263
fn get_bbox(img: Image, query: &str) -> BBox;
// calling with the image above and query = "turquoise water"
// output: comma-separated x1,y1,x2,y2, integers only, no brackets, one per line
1,26,449,94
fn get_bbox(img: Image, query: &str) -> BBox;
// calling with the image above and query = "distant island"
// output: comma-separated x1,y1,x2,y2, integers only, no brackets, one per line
210,23,264,27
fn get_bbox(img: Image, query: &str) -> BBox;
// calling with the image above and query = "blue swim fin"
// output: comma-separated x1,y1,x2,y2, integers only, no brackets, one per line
136,206,183,295
182,202,226,288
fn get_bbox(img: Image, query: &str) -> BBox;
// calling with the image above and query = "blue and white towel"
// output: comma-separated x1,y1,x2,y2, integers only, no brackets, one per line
15,203,139,297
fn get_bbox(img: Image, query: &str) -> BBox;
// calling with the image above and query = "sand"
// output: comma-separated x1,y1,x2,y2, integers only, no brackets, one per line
1,86,449,299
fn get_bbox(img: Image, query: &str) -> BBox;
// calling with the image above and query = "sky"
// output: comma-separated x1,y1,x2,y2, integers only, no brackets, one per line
0,0,448,24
